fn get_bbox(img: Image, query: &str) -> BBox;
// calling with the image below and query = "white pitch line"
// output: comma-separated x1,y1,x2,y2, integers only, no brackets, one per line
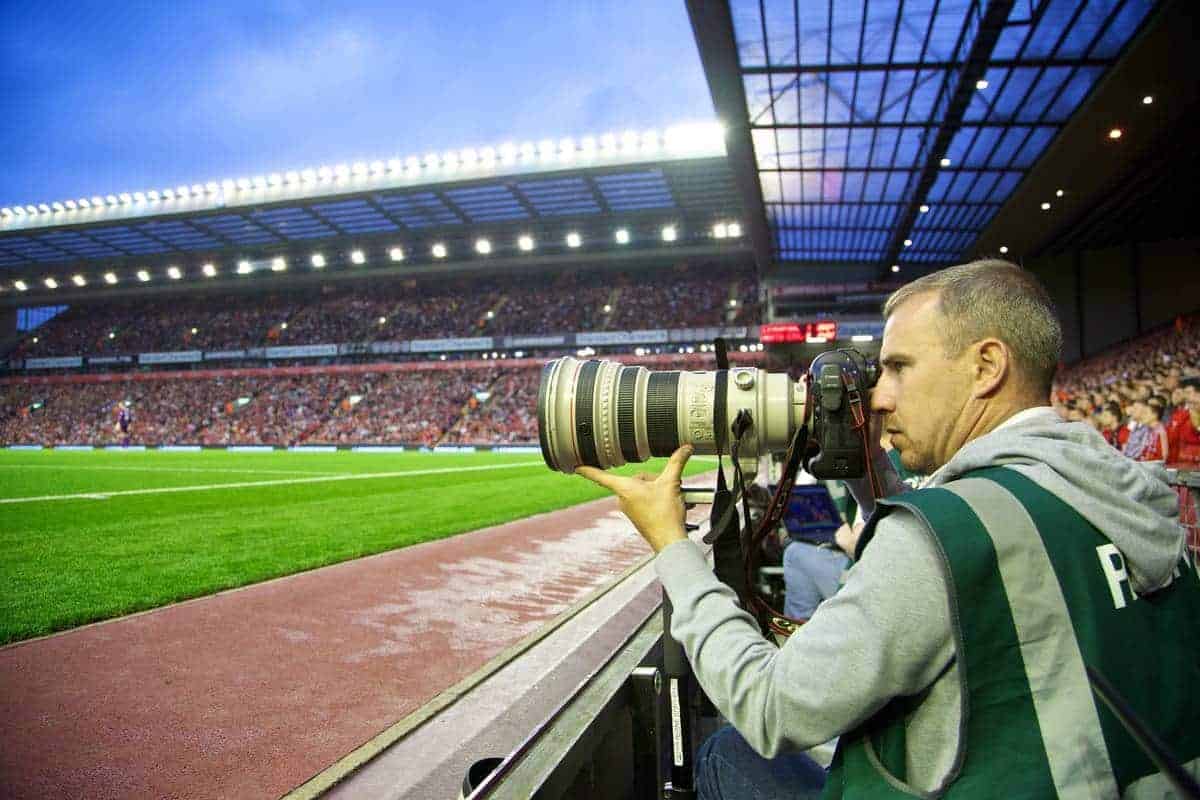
0,464,346,476
0,461,545,505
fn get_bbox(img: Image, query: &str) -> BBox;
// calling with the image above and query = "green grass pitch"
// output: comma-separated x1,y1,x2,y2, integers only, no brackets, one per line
0,448,712,645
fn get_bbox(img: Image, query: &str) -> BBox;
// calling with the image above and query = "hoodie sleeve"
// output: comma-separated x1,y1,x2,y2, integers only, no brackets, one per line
655,509,955,757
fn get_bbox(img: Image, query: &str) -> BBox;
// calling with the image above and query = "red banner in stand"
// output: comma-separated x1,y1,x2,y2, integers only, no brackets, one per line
0,352,764,386
759,321,838,343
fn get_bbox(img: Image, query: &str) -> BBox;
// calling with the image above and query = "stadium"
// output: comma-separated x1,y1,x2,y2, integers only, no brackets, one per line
1,1,1198,798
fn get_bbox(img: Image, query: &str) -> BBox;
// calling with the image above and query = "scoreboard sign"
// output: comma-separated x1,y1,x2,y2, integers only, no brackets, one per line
759,320,839,343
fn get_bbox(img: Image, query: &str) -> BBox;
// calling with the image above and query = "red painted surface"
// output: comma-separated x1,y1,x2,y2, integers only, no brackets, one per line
0,496,656,800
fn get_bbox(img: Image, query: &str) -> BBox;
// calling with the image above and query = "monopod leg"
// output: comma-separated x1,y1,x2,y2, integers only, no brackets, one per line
661,592,697,799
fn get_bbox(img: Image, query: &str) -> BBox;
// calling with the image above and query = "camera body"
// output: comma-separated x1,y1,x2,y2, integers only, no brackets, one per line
537,348,878,480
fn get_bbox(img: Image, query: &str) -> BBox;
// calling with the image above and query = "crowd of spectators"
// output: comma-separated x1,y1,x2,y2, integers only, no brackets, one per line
0,367,537,448
11,262,760,360
1051,313,1200,465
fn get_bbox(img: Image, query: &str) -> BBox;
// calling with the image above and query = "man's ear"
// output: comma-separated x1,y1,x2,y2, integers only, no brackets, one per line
971,338,1009,399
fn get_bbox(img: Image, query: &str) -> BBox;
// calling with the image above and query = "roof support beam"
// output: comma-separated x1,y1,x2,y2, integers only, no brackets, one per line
880,0,1015,276
741,57,1109,75
686,0,773,276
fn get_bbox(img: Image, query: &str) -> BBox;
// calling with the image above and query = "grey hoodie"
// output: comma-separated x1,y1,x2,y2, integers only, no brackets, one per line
655,406,1186,792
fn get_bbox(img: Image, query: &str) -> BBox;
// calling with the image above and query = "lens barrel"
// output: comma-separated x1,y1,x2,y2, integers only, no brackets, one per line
537,356,805,473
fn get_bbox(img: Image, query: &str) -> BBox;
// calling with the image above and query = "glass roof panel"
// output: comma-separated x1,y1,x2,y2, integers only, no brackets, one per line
1091,1,1153,58
730,0,766,67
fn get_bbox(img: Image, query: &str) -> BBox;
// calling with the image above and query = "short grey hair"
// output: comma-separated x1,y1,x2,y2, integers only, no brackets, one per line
883,259,1062,394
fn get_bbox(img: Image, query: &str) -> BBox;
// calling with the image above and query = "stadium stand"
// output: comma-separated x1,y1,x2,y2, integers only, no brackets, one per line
9,262,758,359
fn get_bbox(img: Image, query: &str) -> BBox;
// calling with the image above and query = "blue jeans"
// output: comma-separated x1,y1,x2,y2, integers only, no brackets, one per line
783,541,849,619
695,725,827,800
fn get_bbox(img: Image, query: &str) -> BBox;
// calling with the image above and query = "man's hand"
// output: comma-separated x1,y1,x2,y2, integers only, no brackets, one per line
835,520,866,558
575,445,693,553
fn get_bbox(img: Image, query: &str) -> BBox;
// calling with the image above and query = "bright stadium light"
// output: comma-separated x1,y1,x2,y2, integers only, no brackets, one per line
389,247,404,262
0,208,10,217
159,190,173,201
538,139,556,162
137,269,151,282
167,266,182,280
72,274,86,287
517,234,535,251
661,225,677,242
190,327,198,335
904,239,913,246
251,175,267,189
641,130,660,152
621,130,640,151
271,257,286,272
976,79,989,90
236,261,252,275
352,162,368,176
387,159,402,173
1041,202,1051,210
580,136,597,156
65,200,78,210
350,249,366,265
600,133,618,152
44,277,58,289
404,156,421,173
566,231,582,248
852,334,875,343
202,263,217,277
499,142,518,163
713,222,728,239
317,166,333,182
891,264,901,273
146,191,159,202
423,153,439,170
558,138,575,159
39,203,51,213
615,228,630,244
919,204,930,213
334,164,351,179
176,185,190,197
311,253,326,268
441,151,459,170
519,142,537,161
221,180,236,195
104,272,118,285
132,192,145,203
301,169,317,183
728,222,742,237
205,182,219,195
268,173,282,186
479,146,496,165
93,195,107,205
378,316,387,325
236,178,251,191
999,246,1009,254
475,238,492,255
370,160,386,175
431,242,447,259
14,280,27,291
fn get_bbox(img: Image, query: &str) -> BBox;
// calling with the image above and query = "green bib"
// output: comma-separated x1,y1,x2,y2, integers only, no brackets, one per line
824,467,1200,799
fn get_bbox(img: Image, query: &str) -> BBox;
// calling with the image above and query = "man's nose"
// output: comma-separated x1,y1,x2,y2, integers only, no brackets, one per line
869,383,894,414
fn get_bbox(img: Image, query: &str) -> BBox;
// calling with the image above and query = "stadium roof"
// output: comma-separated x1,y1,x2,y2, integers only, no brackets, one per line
687,0,1161,278
0,123,752,302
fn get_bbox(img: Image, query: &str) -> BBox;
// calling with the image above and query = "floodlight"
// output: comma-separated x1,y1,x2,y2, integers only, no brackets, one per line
280,322,288,330
271,257,286,272
108,332,115,339
167,266,182,280
0,208,9,217
422,153,439,169
729,298,738,307
72,274,86,287
146,191,159,201
107,195,119,205
475,238,492,255
1108,128,1122,140
352,162,368,175
26,205,37,213
713,223,728,239
517,234,535,251
236,178,251,191
137,270,151,282
387,159,402,172
479,147,496,164
919,204,930,213
220,180,236,195
807,336,828,344
1041,202,1051,210
205,182,219,194
580,136,597,155
499,142,518,162
350,249,366,264
159,190,172,201
852,335,875,343
302,169,318,183
441,151,459,169
640,130,660,152
44,277,58,289
999,246,1009,254
602,304,612,313
52,201,65,211
621,130,640,151
65,200,78,209
311,253,326,268
558,139,575,158
537,140,556,161
236,261,252,274
132,193,145,203
176,185,189,197
903,239,913,246
727,222,742,237
94,195,107,205
190,327,198,335
405,156,421,172
615,228,630,244
370,161,385,175
39,203,51,212
104,272,118,285
519,142,536,161
431,243,447,259
379,316,387,325
976,79,989,90
268,173,282,186
940,157,951,167
891,264,901,273
1055,189,1064,197
77,198,90,208
1142,95,1153,105
334,164,350,179
566,232,582,248
661,225,677,242
14,280,27,291
458,149,477,166
389,247,404,262
486,310,495,319
252,176,267,188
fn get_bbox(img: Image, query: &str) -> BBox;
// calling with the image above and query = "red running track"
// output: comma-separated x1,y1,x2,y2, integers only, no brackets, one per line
0,496,652,800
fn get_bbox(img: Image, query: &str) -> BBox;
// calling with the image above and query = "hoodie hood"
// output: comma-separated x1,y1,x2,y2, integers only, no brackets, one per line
926,406,1184,594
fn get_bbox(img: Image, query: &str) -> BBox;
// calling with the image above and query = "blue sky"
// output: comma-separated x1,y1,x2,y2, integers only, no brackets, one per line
0,0,715,208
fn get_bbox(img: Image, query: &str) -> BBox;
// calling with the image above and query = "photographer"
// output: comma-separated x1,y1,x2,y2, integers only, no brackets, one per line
578,260,1200,798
